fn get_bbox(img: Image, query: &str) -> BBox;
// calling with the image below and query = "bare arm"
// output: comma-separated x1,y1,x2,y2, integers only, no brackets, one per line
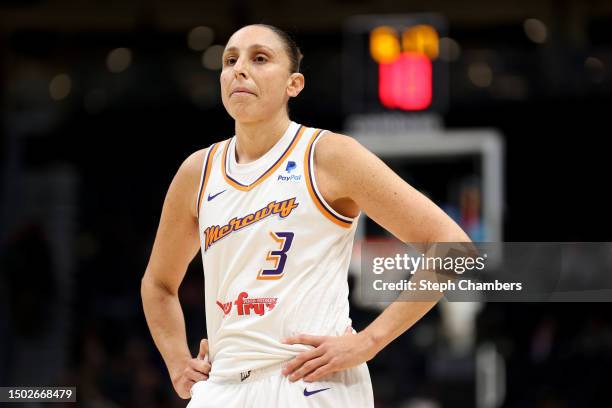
141,149,210,398
314,132,471,245
283,132,472,382
319,132,471,352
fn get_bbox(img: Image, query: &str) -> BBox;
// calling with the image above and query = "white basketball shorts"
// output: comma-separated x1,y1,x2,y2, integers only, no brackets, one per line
186,361,374,407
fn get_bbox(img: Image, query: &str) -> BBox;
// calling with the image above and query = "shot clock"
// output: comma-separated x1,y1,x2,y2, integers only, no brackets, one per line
343,14,449,114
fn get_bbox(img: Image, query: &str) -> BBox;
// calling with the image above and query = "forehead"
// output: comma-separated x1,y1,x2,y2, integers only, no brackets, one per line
224,26,284,52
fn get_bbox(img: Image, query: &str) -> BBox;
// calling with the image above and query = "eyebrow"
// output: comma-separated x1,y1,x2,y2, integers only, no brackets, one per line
223,44,276,55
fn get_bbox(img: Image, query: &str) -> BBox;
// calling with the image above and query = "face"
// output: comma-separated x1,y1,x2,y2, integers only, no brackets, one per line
220,25,304,123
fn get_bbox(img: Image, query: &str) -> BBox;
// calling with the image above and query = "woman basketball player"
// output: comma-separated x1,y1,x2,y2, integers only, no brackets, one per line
141,24,472,407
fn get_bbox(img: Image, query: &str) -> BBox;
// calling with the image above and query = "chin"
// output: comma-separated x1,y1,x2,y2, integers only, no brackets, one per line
228,107,269,124
230,113,261,124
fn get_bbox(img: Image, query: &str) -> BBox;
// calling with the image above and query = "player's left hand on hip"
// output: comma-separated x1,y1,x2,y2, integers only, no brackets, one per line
281,325,376,383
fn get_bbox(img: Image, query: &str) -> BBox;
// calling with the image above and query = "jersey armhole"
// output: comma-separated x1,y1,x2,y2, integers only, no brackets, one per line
195,143,220,220
304,129,358,229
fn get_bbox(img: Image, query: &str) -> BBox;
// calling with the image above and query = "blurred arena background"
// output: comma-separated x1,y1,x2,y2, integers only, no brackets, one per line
1,0,612,407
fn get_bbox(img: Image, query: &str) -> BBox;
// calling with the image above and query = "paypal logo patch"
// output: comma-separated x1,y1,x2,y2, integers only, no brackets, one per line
278,160,301,182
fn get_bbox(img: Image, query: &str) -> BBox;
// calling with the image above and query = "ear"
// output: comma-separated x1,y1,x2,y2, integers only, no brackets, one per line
286,73,305,98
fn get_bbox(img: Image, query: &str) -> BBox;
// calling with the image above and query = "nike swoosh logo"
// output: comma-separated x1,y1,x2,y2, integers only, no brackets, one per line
303,387,330,397
207,190,226,201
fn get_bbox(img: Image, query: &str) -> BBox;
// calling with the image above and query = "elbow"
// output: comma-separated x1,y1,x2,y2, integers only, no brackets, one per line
140,270,154,293
431,218,473,244
141,272,176,298
442,231,473,244
140,275,154,300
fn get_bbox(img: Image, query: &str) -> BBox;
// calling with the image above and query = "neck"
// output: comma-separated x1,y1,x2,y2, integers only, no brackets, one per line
234,112,291,164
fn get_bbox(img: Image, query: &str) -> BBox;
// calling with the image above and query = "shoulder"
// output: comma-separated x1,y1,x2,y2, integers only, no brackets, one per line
313,130,370,178
309,130,374,209
179,139,230,185
312,130,362,170
314,130,362,160
312,129,389,199
172,148,209,219
179,148,208,182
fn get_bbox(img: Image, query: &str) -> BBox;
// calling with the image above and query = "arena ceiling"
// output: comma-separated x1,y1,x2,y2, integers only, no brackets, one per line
1,0,611,34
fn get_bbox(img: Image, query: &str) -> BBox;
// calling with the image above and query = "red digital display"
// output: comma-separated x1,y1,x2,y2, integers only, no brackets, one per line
344,15,447,114
378,51,432,110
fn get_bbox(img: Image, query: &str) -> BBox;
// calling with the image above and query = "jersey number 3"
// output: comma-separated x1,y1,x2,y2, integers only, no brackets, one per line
257,231,294,280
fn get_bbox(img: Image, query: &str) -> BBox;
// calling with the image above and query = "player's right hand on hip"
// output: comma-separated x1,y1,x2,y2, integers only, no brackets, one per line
172,339,211,399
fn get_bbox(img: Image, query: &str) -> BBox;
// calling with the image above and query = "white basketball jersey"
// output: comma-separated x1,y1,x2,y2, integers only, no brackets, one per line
196,121,359,382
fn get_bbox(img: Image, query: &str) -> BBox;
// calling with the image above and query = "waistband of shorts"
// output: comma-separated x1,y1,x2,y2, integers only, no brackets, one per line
208,361,286,384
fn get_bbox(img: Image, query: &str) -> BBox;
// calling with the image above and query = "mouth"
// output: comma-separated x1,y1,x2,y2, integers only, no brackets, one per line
231,88,256,97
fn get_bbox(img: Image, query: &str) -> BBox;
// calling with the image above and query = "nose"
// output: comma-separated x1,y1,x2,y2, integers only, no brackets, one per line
233,56,248,79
